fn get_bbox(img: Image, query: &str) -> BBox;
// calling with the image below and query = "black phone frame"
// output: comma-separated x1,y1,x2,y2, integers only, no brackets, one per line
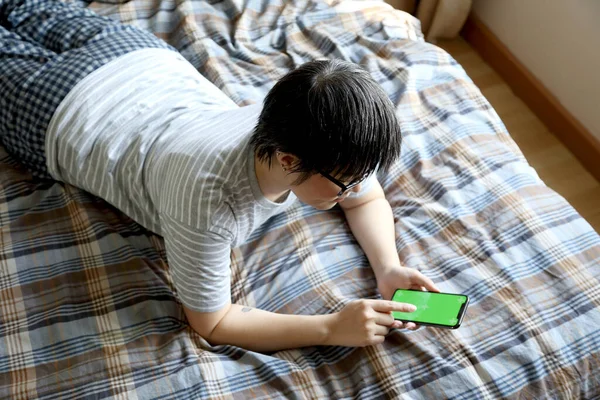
392,288,470,329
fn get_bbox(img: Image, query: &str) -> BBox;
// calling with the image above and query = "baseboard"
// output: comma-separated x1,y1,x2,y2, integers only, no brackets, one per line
461,13,600,183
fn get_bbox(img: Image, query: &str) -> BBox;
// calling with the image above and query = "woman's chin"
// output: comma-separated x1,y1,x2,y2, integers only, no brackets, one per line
311,201,338,210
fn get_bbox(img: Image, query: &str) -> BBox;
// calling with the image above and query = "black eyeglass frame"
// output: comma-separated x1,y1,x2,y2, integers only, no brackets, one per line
319,171,369,197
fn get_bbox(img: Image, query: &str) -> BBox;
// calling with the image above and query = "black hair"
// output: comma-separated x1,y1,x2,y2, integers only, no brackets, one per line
250,59,401,184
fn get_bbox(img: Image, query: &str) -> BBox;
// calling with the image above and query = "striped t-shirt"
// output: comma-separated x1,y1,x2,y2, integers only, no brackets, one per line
45,49,297,312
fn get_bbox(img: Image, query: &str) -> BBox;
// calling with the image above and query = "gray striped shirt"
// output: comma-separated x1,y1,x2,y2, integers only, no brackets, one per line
46,49,296,312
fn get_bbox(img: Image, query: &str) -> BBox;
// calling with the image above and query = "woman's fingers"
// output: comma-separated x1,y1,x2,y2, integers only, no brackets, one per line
416,274,440,293
373,311,414,332
374,311,414,329
371,300,417,313
405,322,418,330
388,320,417,330
375,312,395,326
374,324,390,336
364,298,428,337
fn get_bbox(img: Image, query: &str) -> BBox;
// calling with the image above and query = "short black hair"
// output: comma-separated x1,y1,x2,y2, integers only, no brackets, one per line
250,59,401,184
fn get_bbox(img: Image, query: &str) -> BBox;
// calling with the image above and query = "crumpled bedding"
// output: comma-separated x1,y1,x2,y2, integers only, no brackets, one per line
1,0,599,398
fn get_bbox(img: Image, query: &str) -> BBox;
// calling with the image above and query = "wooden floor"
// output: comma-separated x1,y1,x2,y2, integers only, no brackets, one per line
438,38,600,233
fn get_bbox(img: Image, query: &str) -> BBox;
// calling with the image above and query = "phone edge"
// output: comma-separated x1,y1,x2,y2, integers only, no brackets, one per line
391,289,470,329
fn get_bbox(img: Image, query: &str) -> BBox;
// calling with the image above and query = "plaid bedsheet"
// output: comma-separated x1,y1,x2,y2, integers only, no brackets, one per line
1,0,599,398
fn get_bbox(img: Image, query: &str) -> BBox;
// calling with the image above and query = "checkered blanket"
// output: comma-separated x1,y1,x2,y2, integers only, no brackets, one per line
1,0,599,399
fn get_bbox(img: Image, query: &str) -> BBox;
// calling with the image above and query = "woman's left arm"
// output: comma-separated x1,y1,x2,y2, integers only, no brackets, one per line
340,180,440,301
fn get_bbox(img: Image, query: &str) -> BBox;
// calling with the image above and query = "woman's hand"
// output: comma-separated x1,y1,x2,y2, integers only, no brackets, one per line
376,265,440,301
374,265,441,330
324,299,417,347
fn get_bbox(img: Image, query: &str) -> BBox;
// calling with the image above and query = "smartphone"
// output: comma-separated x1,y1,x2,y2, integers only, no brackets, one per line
392,289,469,329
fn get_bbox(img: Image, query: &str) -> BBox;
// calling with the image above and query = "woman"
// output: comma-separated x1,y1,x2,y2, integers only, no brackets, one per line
0,0,439,352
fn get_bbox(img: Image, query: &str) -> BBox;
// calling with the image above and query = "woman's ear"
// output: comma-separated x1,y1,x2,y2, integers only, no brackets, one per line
275,151,299,172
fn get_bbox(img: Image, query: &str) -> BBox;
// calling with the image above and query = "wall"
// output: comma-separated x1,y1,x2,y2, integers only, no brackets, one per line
472,0,600,141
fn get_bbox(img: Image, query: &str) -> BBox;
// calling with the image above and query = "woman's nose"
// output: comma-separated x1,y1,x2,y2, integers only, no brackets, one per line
351,183,361,193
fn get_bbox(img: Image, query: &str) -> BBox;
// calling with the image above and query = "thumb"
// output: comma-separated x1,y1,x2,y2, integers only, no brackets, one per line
415,273,440,293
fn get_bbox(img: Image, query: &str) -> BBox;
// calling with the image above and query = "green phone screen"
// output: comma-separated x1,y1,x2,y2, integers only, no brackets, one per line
392,290,468,327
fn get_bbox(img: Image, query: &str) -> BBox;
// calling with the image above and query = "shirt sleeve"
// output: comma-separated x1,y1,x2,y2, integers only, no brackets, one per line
345,172,378,199
160,212,233,313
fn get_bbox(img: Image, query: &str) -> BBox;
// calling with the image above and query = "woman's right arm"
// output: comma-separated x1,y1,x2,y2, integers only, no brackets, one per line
183,299,417,352
160,214,417,351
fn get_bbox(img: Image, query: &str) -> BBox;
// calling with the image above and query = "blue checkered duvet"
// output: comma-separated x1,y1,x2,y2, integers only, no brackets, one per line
0,1,598,399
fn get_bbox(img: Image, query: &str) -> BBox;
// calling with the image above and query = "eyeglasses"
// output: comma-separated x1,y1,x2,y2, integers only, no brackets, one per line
319,171,369,197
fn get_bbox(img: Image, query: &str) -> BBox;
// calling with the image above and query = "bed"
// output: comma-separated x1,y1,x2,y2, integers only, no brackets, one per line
1,0,599,398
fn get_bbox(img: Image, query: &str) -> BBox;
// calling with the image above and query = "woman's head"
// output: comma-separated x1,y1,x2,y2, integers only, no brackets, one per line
250,59,402,208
